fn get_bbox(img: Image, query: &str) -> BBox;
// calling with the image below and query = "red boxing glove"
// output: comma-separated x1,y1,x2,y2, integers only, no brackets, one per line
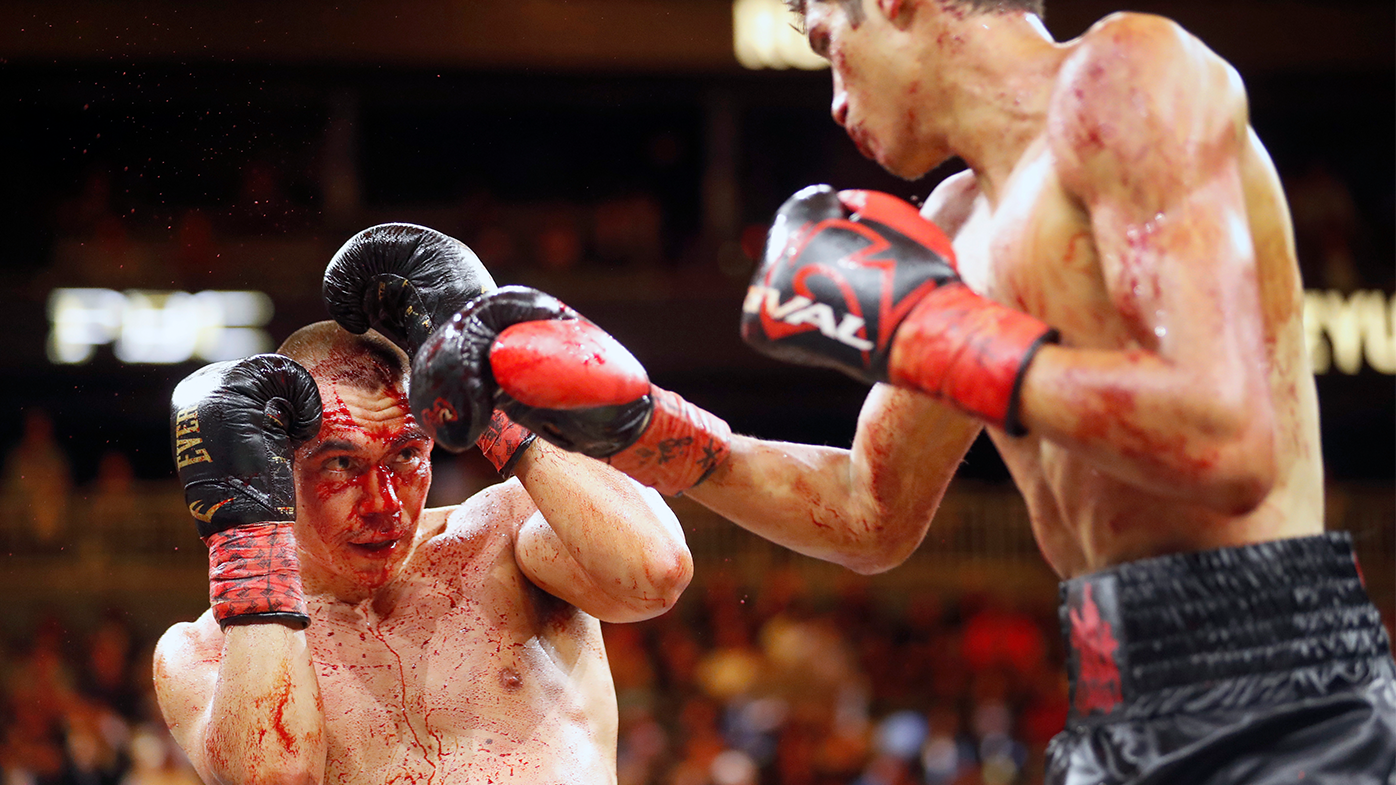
742,185,1057,435
412,286,731,495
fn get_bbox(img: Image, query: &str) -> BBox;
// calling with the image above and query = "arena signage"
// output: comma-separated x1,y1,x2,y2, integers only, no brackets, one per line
46,288,274,365
733,0,828,70
1303,290,1395,375
43,288,1393,375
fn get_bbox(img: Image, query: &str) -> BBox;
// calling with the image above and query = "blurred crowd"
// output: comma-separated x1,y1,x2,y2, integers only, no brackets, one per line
605,572,1066,785
0,611,198,785
0,571,1066,785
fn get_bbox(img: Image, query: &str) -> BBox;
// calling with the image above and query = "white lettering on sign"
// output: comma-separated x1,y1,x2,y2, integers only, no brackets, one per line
733,0,828,71
1304,290,1395,375
46,289,274,365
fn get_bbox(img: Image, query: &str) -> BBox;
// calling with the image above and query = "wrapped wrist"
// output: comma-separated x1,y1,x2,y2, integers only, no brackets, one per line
888,283,1058,435
205,521,309,629
476,409,538,478
607,386,731,495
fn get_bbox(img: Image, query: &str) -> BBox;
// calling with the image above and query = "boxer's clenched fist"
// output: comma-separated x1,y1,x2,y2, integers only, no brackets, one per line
413,286,731,495
323,222,496,358
170,354,321,628
323,222,535,474
744,185,1058,435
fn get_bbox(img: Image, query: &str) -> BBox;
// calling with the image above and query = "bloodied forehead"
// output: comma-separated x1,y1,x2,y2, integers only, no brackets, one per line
278,321,410,397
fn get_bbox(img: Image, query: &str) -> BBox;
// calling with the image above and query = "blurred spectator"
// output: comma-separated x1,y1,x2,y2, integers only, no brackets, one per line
76,613,139,723
2,615,78,784
86,453,137,558
960,596,1047,681
2,410,73,551
118,727,199,785
1285,161,1364,292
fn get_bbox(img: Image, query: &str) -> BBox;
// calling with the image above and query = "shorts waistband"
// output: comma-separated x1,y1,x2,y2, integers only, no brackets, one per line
1060,532,1391,722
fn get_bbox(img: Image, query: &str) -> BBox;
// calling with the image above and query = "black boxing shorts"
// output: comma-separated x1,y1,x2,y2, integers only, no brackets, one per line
1046,532,1396,785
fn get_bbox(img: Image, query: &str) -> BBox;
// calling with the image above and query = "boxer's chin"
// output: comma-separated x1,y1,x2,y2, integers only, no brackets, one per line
880,143,945,182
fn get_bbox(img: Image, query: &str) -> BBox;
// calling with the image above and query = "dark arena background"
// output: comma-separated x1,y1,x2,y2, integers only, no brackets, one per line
0,2,1390,783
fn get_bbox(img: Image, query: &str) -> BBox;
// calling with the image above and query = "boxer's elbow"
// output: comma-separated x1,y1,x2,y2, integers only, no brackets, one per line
605,544,693,623
841,542,915,576
1189,400,1277,515
839,508,934,575
644,543,695,611
1205,433,1276,515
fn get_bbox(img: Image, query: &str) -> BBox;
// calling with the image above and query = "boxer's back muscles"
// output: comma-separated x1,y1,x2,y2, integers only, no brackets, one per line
923,13,1322,576
156,487,619,785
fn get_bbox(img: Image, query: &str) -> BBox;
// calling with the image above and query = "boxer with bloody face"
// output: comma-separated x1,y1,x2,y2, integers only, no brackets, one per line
154,322,690,785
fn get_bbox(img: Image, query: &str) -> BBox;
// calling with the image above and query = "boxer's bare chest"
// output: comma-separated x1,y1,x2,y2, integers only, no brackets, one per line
949,144,1124,350
944,142,1171,573
304,527,605,784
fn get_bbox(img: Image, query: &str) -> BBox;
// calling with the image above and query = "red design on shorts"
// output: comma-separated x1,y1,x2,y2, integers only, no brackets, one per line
1069,583,1123,715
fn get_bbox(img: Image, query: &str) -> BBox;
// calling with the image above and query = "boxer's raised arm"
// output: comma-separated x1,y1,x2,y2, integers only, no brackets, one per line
154,617,325,785
686,384,980,574
159,355,328,783
1020,17,1275,513
406,295,694,622
508,442,692,623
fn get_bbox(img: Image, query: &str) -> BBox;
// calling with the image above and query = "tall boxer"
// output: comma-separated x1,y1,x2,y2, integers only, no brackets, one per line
452,1,1396,782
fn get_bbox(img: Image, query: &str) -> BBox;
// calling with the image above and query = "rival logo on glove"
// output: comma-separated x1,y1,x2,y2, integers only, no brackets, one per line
743,212,950,380
742,286,874,352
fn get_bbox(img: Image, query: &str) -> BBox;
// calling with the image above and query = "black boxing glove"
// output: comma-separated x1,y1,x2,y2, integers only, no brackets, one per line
322,223,496,357
412,286,731,495
743,186,1057,435
170,354,322,628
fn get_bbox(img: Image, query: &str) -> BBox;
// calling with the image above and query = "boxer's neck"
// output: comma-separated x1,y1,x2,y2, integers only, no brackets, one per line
925,12,1065,204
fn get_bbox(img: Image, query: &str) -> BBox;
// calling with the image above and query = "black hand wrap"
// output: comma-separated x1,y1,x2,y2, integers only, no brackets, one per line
410,285,652,455
170,354,322,628
323,223,496,357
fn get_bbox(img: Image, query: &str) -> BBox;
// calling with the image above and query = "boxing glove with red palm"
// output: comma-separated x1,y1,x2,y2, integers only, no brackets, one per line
411,286,731,495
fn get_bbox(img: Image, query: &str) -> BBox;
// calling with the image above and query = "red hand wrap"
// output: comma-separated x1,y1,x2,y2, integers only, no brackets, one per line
888,283,1057,435
607,386,732,496
204,522,308,629
476,409,537,477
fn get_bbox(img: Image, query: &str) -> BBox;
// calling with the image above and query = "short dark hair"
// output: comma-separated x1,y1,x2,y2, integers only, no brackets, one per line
784,0,1044,25
946,0,1045,16
784,0,863,27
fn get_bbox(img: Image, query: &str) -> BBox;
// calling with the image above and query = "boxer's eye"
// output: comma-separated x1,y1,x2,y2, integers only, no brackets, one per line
324,456,358,474
393,447,423,469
